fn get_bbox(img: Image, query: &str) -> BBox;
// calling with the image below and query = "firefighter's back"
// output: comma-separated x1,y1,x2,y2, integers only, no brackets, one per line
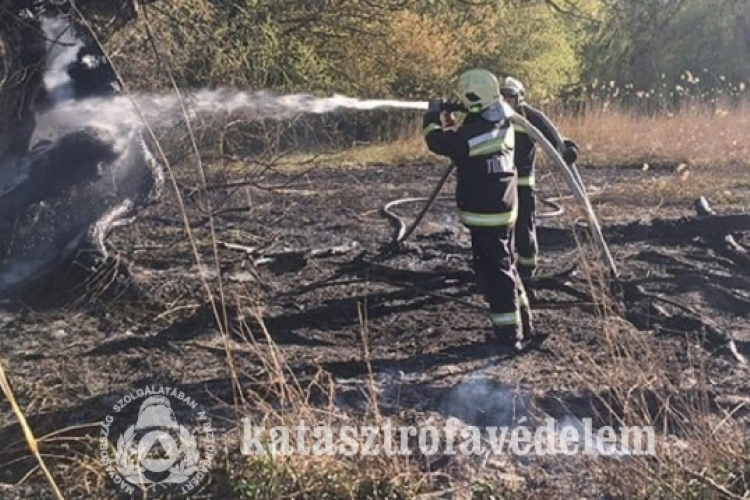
453,114,517,224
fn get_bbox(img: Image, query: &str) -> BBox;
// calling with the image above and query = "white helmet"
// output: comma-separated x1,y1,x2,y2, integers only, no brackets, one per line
455,69,502,113
501,76,525,100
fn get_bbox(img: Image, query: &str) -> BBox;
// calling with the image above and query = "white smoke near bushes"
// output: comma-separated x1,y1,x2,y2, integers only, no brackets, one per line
0,15,429,296
35,17,428,147
25,15,433,172
3,15,429,210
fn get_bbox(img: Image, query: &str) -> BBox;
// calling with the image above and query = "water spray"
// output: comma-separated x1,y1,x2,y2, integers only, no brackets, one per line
76,85,615,276
30,83,617,277
34,90,433,134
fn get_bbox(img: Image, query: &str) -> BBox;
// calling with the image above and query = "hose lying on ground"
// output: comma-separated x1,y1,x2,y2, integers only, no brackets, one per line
382,194,567,243
381,165,604,245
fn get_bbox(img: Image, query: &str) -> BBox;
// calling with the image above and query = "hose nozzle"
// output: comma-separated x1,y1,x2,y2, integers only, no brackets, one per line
427,98,467,113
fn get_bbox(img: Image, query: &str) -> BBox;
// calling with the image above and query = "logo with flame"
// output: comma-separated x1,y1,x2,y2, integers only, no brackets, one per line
100,387,215,496
114,396,200,485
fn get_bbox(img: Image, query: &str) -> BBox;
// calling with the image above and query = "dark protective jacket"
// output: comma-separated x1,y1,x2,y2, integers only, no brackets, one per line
512,102,566,188
423,109,517,227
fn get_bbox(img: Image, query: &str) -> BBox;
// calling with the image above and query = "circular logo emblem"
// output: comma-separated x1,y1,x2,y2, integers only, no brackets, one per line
99,386,216,496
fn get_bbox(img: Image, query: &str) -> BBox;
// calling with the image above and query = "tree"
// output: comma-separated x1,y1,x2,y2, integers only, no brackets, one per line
0,1,47,161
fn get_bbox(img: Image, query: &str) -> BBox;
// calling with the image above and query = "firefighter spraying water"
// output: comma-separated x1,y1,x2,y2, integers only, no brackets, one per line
398,74,618,282
0,0,614,306
421,69,535,353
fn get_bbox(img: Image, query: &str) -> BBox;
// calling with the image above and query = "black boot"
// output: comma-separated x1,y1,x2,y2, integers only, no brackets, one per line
492,325,523,354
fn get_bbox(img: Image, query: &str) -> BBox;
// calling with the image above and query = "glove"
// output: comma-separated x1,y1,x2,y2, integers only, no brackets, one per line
443,112,456,128
562,139,579,164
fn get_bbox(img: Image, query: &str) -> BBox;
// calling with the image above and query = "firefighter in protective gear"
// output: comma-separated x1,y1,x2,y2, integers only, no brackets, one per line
423,69,534,351
500,76,579,284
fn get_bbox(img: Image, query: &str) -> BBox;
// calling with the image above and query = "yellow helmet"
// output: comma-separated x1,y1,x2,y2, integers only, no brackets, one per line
455,69,501,113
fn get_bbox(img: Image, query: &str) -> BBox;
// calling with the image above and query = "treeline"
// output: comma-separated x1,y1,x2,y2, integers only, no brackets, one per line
579,0,750,112
103,0,578,101
90,0,749,111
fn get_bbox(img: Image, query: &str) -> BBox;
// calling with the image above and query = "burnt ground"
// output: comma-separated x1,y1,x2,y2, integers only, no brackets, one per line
1,159,750,499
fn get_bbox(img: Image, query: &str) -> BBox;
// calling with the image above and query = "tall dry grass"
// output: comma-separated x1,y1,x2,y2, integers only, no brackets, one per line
170,97,750,500
315,97,750,176
157,94,750,499
227,97,750,499
551,99,750,168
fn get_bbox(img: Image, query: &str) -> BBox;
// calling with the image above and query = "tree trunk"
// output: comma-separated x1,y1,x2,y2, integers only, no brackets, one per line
0,1,46,161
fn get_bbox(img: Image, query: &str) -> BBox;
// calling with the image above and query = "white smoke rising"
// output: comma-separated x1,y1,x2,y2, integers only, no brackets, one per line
41,17,83,104
440,378,530,428
440,377,638,458
1,15,432,296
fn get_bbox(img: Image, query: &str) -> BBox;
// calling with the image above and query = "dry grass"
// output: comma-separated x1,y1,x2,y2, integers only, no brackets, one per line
17,106,750,499
305,102,750,222
316,133,433,168
552,100,750,168
2,5,747,497
309,100,750,174
539,238,750,500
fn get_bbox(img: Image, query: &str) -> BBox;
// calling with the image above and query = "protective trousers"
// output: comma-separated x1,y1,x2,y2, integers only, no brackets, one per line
466,214,531,339
515,184,538,279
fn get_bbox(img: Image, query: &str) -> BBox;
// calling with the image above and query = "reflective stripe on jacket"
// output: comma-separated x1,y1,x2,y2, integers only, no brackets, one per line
423,110,517,225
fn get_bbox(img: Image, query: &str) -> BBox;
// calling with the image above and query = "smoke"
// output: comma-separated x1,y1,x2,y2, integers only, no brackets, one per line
41,17,84,104
32,17,430,151
30,18,434,153
0,13,431,297
439,378,531,428
439,377,636,458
